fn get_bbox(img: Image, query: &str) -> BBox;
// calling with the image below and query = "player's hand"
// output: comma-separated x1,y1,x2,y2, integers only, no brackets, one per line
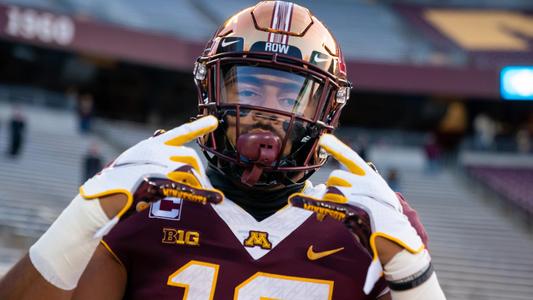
80,115,224,236
289,134,424,294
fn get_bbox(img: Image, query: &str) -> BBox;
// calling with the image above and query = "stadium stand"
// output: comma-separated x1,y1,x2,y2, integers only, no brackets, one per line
0,0,216,41
0,1,532,299
0,0,437,63
391,0,533,9
460,151,533,217
93,119,158,151
399,169,533,300
0,102,117,272
345,146,533,300
4,0,530,67
468,166,533,215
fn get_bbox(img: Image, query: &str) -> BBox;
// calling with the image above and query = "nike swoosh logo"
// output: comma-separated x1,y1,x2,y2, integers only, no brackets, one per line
307,245,344,260
221,39,239,47
313,54,329,63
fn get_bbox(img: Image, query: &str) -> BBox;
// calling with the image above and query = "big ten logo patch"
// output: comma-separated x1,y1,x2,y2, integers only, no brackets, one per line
243,231,272,250
162,228,200,246
150,198,182,221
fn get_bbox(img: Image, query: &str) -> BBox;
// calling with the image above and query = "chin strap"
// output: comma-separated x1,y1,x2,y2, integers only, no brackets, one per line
237,132,281,186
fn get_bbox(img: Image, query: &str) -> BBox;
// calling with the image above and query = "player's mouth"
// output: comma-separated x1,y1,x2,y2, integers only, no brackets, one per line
248,127,284,141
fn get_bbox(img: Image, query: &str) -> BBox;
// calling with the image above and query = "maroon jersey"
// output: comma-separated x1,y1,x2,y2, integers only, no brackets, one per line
103,196,388,299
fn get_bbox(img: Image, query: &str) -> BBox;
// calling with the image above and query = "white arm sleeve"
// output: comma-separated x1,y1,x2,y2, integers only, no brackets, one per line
384,249,447,300
29,195,116,290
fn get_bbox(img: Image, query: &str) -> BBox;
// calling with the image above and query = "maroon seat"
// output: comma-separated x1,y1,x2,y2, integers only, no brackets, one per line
468,166,533,214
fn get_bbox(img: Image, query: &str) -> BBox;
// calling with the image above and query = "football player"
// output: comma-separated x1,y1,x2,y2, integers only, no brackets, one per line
0,1,445,299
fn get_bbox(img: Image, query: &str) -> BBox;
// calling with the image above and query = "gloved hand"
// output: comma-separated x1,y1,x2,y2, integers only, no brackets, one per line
29,116,224,290
289,134,425,294
80,115,224,237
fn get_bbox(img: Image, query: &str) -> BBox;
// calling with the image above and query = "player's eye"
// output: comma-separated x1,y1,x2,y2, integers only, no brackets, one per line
238,90,260,98
279,97,298,108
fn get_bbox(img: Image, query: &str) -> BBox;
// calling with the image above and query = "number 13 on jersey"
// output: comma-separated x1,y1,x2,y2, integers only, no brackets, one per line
168,260,334,299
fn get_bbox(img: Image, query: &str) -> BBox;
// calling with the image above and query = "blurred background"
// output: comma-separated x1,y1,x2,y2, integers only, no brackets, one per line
0,0,532,299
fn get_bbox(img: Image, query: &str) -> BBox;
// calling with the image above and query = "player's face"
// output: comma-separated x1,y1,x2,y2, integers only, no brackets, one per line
220,66,322,157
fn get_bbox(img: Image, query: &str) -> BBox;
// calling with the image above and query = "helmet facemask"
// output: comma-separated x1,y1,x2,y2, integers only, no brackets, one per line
196,53,348,188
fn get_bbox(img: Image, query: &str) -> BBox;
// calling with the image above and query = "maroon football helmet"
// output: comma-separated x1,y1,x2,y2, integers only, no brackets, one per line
194,1,351,188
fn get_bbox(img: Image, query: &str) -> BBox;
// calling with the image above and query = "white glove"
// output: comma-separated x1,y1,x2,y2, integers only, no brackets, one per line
289,134,424,294
80,115,223,236
30,116,223,290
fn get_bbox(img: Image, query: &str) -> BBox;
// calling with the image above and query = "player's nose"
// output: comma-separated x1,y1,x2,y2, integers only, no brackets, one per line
252,88,282,123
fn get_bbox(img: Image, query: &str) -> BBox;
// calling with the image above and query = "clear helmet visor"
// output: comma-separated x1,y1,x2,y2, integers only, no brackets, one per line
220,65,323,119
200,64,336,186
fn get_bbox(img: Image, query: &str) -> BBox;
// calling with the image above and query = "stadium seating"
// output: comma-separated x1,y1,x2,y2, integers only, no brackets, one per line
1,0,436,63
0,103,117,238
0,102,118,274
1,0,532,296
397,168,533,300
468,166,533,215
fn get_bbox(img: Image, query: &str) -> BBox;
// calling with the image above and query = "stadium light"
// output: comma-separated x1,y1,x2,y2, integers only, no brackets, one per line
501,66,533,100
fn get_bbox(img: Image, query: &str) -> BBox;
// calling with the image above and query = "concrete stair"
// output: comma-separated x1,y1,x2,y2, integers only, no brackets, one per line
400,169,533,300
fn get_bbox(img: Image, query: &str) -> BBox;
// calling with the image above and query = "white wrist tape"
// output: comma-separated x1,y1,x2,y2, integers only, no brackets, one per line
384,249,431,282
384,249,446,300
29,195,113,290
389,273,446,300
